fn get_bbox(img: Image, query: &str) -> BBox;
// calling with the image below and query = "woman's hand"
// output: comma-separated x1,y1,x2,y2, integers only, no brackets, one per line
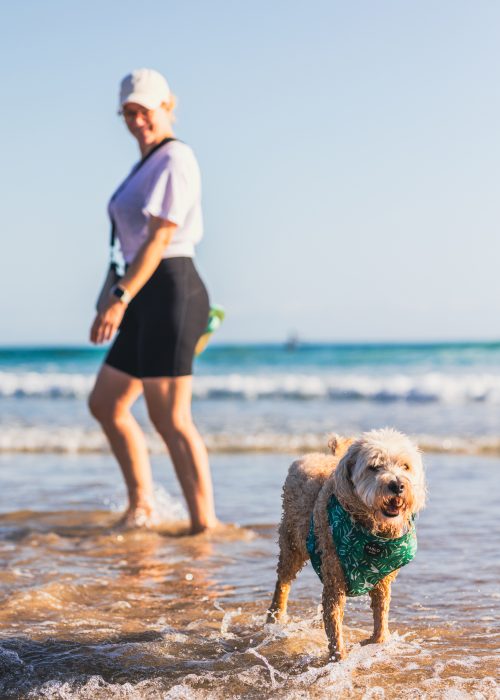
90,300,127,345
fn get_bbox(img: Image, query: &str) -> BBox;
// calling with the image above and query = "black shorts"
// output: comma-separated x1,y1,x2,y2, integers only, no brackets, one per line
105,257,210,378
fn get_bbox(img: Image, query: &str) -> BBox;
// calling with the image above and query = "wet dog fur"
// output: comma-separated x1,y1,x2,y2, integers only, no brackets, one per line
266,429,426,660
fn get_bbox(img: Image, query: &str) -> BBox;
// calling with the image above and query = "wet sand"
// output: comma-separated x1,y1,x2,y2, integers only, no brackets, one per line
0,452,498,698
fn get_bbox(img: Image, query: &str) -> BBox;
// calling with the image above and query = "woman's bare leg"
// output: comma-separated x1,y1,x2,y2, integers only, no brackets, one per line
143,375,218,534
89,364,155,520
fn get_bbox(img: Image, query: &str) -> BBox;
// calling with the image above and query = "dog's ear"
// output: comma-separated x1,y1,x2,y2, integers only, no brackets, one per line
333,442,361,499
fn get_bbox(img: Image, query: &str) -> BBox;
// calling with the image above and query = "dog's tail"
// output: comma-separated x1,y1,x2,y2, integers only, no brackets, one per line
328,434,355,459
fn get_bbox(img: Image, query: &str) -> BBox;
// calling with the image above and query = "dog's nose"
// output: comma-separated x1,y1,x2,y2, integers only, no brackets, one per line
389,480,404,495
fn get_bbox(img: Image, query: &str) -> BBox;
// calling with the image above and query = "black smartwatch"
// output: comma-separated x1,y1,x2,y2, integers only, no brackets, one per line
112,285,132,305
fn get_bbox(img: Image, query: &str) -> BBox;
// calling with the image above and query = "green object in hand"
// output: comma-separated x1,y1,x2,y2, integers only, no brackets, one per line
195,305,225,356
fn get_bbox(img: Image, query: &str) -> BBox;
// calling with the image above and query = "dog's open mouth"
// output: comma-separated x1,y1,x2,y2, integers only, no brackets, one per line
382,497,404,518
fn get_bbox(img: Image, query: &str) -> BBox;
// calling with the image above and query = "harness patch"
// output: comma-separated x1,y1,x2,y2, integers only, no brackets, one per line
364,542,384,557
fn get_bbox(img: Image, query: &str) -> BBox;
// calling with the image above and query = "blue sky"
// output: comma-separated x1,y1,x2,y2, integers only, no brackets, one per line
1,0,499,344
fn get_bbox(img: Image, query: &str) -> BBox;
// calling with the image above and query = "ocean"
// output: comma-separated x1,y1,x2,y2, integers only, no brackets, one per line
4,342,500,455
0,343,499,698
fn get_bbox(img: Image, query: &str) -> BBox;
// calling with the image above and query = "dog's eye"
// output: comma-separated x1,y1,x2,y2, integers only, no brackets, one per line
369,464,380,471
403,463,410,471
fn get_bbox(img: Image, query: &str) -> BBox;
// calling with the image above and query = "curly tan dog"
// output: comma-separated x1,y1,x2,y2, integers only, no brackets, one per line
267,429,426,661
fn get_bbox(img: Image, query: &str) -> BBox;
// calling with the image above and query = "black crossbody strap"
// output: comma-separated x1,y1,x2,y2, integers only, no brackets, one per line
109,137,177,257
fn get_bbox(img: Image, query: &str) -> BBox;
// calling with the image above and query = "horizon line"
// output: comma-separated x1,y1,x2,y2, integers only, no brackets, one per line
2,338,500,350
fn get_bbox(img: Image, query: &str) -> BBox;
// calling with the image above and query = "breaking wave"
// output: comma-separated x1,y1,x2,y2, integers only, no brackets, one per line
3,371,500,403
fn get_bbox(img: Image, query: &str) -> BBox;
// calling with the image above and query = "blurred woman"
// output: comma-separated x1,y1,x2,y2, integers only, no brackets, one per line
89,68,218,534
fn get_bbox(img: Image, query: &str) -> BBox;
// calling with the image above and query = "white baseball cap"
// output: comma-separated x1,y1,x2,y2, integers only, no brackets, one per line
119,68,171,110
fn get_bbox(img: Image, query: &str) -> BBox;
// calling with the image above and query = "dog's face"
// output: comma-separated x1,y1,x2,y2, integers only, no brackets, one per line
335,429,426,527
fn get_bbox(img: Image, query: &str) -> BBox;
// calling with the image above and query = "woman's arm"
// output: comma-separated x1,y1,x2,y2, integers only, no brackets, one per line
90,216,177,345
117,216,177,298
95,267,119,314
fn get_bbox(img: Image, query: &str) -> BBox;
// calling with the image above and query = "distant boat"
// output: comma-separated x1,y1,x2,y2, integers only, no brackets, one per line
285,333,300,351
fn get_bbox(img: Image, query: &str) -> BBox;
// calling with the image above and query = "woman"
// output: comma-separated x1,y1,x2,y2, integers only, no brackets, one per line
89,68,218,534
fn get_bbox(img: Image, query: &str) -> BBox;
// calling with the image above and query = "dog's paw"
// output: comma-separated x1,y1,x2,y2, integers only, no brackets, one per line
360,632,390,646
328,646,347,662
265,609,285,624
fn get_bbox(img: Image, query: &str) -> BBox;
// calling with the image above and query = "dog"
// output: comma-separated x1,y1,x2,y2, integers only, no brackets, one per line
267,428,426,660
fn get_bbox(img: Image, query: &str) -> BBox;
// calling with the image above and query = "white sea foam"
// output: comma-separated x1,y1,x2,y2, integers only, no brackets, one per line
0,425,499,455
0,371,94,398
15,670,499,700
4,370,500,402
195,372,500,403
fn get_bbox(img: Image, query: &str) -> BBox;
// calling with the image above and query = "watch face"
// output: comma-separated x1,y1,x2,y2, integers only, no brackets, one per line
113,286,125,300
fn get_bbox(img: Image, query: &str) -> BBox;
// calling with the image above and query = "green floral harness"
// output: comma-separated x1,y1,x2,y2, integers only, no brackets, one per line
306,495,417,597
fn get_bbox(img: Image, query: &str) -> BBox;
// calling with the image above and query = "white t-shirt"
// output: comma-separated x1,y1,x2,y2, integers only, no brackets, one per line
108,140,203,263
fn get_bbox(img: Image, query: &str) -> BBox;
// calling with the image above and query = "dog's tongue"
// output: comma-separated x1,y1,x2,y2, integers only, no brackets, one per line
384,497,403,516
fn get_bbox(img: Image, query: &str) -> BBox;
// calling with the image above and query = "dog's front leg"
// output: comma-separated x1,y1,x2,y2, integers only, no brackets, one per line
322,578,347,661
314,497,348,660
363,570,398,645
319,545,347,661
267,579,292,623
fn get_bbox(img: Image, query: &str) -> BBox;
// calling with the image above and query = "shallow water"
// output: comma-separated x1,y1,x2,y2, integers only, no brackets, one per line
0,452,498,698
